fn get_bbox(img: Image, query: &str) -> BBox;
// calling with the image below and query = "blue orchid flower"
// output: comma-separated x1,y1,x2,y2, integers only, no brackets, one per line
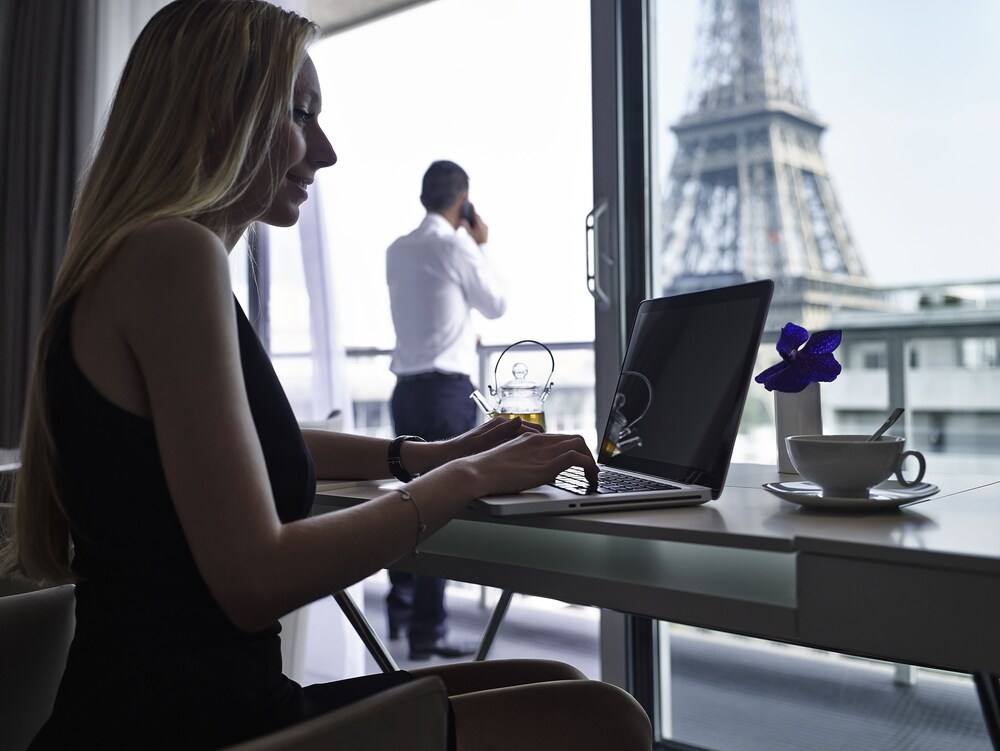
754,322,843,393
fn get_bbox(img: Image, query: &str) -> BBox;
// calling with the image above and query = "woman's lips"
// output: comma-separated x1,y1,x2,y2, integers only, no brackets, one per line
286,174,309,200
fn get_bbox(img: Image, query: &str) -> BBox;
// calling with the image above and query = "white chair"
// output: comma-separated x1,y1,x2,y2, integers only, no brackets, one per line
0,581,75,751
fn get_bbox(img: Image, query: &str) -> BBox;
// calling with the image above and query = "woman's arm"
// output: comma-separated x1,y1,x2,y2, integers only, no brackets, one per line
302,418,540,480
105,220,594,632
300,430,393,480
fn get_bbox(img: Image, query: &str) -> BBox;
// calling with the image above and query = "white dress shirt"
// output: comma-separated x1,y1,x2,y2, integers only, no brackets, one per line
387,212,507,378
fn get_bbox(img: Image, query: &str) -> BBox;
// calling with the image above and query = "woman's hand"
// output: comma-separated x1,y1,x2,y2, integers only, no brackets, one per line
445,415,542,457
403,416,540,475
455,430,599,498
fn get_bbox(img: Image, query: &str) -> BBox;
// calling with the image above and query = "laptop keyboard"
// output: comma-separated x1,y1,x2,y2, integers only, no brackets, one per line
549,466,681,496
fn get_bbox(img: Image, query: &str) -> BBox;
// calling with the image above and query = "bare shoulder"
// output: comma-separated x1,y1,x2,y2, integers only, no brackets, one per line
114,217,229,288
72,219,237,417
100,217,238,355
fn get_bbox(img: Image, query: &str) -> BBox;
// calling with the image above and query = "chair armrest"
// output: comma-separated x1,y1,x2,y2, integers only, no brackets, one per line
225,675,449,751
0,583,75,751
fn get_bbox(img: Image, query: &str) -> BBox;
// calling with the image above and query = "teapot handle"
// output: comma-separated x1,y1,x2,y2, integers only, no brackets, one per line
619,370,653,428
492,339,555,396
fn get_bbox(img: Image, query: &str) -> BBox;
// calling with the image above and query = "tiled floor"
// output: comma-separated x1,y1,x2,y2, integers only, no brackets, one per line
299,574,992,750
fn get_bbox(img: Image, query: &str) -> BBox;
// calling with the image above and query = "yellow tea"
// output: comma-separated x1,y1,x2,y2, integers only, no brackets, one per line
489,411,546,432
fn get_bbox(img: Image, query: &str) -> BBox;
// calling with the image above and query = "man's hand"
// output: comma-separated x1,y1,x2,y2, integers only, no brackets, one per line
462,206,489,246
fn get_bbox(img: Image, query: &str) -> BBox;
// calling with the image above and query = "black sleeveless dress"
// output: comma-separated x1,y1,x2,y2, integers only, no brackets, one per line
31,298,413,750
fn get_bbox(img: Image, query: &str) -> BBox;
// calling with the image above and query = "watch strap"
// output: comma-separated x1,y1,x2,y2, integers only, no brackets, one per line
387,435,426,483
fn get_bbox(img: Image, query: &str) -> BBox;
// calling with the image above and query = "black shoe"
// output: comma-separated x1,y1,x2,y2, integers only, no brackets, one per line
388,626,403,641
409,637,478,661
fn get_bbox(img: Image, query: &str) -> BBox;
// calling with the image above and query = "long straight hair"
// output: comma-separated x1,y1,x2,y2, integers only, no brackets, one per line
1,0,318,583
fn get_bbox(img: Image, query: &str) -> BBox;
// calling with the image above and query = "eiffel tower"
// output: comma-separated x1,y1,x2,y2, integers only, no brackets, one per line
660,0,885,329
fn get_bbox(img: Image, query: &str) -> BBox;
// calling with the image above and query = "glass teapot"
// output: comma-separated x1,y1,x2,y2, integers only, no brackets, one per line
470,339,555,431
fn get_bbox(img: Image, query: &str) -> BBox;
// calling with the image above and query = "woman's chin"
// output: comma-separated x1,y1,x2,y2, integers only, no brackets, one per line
259,204,300,227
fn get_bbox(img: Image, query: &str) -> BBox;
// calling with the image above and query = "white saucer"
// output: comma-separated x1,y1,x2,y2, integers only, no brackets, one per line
762,480,940,510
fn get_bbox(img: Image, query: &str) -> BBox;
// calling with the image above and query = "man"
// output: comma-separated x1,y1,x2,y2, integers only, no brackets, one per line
385,160,506,660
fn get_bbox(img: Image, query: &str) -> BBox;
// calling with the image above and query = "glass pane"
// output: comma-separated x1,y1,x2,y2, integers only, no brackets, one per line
266,225,309,356
310,0,595,440
906,335,1000,472
650,0,999,745
665,626,991,751
652,0,1000,470
345,351,395,438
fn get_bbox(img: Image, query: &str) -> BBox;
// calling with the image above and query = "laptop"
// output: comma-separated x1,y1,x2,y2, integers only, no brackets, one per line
472,279,774,516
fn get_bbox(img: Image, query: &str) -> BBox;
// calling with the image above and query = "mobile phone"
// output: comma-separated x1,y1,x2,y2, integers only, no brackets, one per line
460,201,476,226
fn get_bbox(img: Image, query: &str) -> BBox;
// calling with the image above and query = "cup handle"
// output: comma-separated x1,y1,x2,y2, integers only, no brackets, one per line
894,450,926,487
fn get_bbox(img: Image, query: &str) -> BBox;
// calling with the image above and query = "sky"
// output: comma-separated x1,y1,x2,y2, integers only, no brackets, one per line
305,0,1000,350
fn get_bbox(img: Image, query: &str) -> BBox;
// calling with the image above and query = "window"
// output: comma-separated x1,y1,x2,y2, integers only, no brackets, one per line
310,0,596,440
634,0,1000,745
961,338,1000,369
652,0,1000,471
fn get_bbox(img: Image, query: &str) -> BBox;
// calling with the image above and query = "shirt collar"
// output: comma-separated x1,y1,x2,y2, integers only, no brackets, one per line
422,212,456,234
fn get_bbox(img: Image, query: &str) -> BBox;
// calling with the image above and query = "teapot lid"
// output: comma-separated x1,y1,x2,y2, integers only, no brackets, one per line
499,362,541,394
489,339,555,401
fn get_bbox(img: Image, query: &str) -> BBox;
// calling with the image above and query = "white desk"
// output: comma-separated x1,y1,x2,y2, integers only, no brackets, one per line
313,464,1000,747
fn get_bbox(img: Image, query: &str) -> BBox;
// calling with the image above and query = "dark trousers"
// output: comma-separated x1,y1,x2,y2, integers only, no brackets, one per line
388,373,478,646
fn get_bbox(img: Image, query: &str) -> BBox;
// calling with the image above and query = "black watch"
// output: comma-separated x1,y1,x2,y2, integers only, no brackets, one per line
387,435,426,483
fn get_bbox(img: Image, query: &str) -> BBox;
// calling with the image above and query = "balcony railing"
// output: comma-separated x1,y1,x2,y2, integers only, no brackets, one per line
341,341,599,447
271,310,1000,475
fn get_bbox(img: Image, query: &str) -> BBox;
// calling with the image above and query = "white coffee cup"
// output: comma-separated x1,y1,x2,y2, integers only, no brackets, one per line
785,434,926,498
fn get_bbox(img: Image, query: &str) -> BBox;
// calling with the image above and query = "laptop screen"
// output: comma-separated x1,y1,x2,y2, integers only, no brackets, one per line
598,280,773,496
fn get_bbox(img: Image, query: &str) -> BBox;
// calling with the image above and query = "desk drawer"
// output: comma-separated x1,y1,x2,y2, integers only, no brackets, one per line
798,553,1000,674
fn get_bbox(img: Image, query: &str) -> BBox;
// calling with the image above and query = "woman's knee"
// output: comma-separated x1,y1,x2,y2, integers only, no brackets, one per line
411,658,586,695
498,658,586,682
556,681,652,746
452,679,651,749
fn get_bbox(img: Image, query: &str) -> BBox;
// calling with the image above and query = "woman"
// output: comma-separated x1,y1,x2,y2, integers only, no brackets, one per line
1,1,651,749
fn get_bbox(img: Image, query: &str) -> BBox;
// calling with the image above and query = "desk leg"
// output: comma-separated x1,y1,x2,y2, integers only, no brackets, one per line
974,672,1000,750
626,615,660,734
474,589,513,661
332,590,399,674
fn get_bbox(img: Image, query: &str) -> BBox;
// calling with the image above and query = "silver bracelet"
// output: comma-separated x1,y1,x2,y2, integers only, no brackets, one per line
397,488,427,557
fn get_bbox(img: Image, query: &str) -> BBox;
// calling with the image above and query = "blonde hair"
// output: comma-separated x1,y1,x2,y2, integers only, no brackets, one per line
1,0,318,583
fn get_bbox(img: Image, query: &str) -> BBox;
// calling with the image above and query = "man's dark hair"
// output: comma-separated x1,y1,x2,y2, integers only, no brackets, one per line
420,160,469,212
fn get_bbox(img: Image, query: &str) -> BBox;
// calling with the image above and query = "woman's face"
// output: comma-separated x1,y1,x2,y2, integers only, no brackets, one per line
258,55,337,227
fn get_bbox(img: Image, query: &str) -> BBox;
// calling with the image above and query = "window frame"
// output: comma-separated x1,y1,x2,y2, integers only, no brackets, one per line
590,0,664,738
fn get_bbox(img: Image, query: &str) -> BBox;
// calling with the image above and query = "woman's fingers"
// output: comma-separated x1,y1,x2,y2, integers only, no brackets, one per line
543,439,598,483
442,424,599,497
514,420,543,435
473,431,598,495
444,417,520,459
478,416,538,445
556,449,599,485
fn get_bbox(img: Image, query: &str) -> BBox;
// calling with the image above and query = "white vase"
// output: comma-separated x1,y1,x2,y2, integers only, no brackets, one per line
774,382,823,474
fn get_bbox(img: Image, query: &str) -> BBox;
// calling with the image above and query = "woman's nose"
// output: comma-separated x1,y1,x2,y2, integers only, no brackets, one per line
311,129,337,169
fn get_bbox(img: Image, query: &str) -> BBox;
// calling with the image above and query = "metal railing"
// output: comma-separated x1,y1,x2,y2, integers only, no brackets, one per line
341,341,599,445
283,311,1000,473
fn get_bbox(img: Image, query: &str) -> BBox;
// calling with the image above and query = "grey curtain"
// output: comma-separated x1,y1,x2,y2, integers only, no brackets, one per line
0,0,97,446
296,182,350,424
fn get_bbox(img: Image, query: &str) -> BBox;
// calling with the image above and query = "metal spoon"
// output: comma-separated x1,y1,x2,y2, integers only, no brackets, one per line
868,407,904,442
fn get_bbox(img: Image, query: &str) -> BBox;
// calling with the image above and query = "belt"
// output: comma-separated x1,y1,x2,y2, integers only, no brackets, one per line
396,371,470,382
